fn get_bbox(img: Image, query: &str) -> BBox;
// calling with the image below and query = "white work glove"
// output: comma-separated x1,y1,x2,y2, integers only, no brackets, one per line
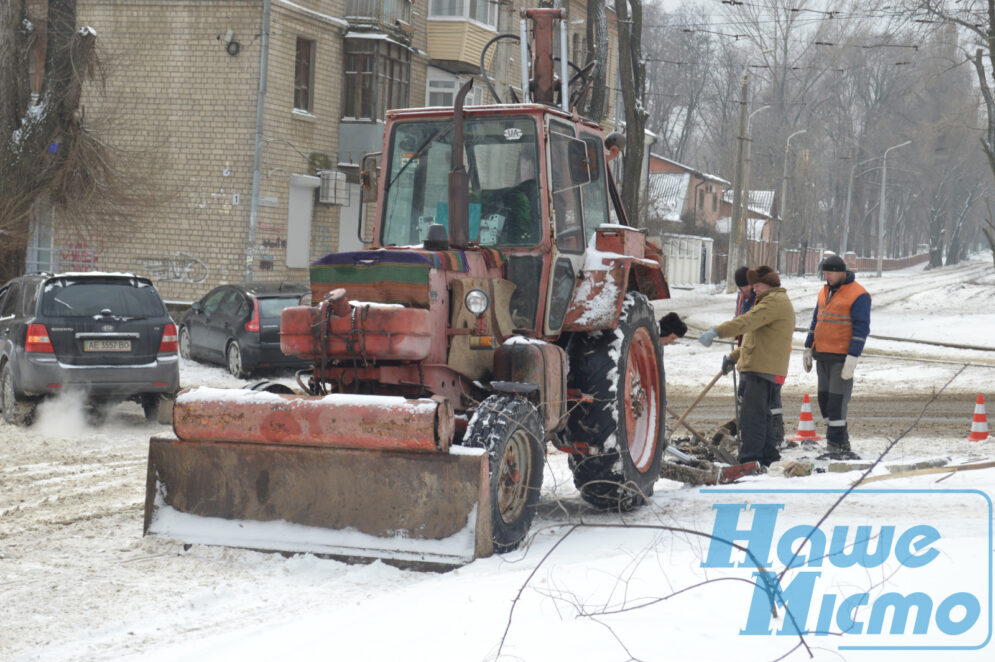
841,354,858,380
802,347,813,373
698,328,718,347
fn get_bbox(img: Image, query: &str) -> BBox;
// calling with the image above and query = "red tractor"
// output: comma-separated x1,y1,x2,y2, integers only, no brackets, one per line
145,8,673,567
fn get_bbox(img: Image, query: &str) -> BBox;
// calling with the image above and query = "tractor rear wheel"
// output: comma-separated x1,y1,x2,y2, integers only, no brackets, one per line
566,292,666,511
465,395,544,553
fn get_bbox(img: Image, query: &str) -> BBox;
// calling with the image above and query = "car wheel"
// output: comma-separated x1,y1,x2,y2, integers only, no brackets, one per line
84,403,109,426
178,326,192,359
1,362,35,426
140,394,166,423
226,342,249,378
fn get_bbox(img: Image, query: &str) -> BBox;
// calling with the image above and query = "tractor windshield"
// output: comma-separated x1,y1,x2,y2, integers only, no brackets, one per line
381,116,541,248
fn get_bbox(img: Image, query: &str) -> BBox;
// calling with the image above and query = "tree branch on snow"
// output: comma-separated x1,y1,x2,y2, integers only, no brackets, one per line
496,366,968,660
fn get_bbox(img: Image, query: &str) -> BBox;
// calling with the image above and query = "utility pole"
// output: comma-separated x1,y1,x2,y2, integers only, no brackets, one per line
725,75,749,294
725,50,770,293
779,129,806,269
877,140,911,277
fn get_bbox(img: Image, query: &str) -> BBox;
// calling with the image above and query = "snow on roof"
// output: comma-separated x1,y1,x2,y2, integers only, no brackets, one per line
720,189,775,218
648,172,690,222
649,153,730,185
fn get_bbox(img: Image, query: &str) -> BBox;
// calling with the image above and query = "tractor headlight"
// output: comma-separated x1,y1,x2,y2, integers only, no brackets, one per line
465,289,490,316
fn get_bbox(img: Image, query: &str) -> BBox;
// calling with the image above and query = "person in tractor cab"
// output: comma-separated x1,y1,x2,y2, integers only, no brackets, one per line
658,312,687,346
471,149,539,246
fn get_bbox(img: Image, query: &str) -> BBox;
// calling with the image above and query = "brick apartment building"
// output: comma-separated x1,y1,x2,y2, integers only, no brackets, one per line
23,0,620,301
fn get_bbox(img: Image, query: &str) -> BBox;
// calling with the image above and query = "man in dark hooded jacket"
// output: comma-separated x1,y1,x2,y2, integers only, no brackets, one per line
803,255,871,459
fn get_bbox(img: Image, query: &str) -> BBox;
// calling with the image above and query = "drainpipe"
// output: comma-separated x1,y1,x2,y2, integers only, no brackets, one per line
247,0,271,282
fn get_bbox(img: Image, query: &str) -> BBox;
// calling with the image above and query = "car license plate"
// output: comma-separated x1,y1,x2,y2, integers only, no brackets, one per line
83,339,132,352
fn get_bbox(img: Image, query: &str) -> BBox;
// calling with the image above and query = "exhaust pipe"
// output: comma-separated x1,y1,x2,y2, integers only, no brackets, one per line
448,79,474,249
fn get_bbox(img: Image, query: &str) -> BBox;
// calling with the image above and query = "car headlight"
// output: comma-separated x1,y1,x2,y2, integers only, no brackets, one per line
465,289,490,316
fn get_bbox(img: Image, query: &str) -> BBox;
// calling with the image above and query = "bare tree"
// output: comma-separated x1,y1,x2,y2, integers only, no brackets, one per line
910,0,995,263
583,0,610,123
1,0,156,282
1,1,94,279
614,0,648,226
643,4,716,164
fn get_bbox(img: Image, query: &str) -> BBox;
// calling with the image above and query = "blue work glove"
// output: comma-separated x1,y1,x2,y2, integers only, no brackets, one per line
698,327,718,347
721,355,736,375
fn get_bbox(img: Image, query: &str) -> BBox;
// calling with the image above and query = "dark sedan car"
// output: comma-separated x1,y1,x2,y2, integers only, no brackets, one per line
0,272,180,425
179,282,311,377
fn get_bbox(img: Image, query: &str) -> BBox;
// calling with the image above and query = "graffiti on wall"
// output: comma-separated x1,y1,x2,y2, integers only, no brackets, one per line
138,252,209,283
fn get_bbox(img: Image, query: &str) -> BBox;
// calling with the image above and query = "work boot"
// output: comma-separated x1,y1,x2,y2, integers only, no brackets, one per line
817,443,862,461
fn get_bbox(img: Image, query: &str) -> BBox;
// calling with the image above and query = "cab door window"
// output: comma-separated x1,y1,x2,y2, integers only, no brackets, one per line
580,133,609,243
548,122,589,253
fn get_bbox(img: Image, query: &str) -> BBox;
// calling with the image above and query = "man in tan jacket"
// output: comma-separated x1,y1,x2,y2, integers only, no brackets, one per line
698,266,796,466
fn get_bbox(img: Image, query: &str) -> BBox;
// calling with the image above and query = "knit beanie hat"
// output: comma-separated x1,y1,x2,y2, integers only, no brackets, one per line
734,266,750,287
746,265,780,287
821,255,847,272
659,312,687,338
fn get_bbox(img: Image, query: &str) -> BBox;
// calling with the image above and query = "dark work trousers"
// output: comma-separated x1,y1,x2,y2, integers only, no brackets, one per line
771,385,784,447
737,380,784,448
738,372,781,466
816,356,854,450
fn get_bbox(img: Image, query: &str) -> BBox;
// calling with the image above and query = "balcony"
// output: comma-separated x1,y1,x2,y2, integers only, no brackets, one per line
346,0,412,37
426,20,496,74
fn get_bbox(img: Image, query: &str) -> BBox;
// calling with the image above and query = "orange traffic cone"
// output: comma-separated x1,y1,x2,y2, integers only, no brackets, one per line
792,393,822,442
967,394,990,442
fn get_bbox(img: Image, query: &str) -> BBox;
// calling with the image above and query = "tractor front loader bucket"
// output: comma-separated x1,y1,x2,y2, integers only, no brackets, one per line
143,387,493,568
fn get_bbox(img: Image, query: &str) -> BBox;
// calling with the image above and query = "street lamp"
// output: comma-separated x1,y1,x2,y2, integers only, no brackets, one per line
726,49,772,293
842,155,881,256
778,129,806,269
876,140,912,277
739,104,770,259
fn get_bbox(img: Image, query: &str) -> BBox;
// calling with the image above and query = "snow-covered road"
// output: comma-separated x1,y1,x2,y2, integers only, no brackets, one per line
2,257,994,661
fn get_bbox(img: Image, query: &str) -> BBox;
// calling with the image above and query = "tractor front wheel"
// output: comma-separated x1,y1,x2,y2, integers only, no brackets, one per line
566,292,666,511
465,395,545,553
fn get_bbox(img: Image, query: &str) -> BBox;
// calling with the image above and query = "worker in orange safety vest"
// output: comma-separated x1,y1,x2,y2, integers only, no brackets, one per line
803,254,871,460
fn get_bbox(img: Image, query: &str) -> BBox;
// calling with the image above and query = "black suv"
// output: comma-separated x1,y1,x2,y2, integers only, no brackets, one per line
178,282,310,378
0,272,180,425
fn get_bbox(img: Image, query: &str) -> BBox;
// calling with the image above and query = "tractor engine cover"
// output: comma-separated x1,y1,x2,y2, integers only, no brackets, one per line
280,302,432,361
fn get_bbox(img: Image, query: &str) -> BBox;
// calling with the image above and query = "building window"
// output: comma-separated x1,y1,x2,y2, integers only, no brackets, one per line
429,0,498,29
426,68,482,107
380,41,410,114
712,192,718,212
343,39,411,120
294,38,316,112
